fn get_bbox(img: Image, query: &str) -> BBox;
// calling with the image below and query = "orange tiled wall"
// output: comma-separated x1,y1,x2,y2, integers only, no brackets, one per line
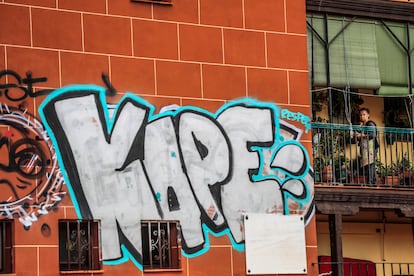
0,0,316,275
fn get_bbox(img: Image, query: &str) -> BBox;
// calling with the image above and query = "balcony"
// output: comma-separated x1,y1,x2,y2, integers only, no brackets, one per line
313,123,414,188
316,260,414,276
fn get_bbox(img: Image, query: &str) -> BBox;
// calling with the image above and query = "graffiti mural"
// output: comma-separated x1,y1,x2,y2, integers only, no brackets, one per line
0,70,53,101
0,104,65,228
0,70,64,229
38,84,314,268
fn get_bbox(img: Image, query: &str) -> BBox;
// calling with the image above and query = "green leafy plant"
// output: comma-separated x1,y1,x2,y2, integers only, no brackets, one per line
396,153,412,172
376,159,387,178
385,163,398,176
313,125,349,183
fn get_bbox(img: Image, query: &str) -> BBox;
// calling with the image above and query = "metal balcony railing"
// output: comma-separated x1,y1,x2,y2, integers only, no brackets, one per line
312,123,414,187
317,261,414,276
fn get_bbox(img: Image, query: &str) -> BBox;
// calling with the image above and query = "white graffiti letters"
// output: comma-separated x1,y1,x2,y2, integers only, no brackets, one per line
39,86,313,266
218,106,282,243
178,111,230,226
143,116,204,249
54,94,157,260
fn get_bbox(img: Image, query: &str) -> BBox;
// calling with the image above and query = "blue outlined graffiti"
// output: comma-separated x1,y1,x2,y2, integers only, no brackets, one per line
38,84,314,268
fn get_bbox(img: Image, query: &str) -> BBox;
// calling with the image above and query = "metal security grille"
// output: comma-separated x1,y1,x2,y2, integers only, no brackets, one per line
141,220,180,270
0,220,12,274
59,220,101,271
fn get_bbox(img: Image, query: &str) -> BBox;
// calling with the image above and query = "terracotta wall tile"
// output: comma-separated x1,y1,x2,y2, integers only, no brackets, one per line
206,235,232,246
156,61,201,98
133,19,178,59
105,92,129,106
6,47,60,87
0,125,8,140
108,0,152,18
279,104,312,138
224,29,265,67
302,140,313,157
244,0,285,32
60,52,109,85
0,96,36,122
280,103,311,116
289,71,309,105
179,24,222,63
188,247,232,276
111,57,155,94
15,209,61,245
279,104,311,118
39,247,59,275
140,95,181,114
180,257,190,276
7,90,43,118
0,46,4,72
297,130,312,146
247,68,288,103
181,98,225,114
202,64,246,100
306,246,320,275
305,216,318,247
5,0,55,7
64,206,79,219
103,260,143,275
15,247,38,276
154,0,198,23
0,5,30,46
286,0,307,34
200,0,243,28
267,33,308,70
32,8,82,51
31,94,52,117
232,249,247,276
84,14,132,56
58,0,107,13
58,185,75,208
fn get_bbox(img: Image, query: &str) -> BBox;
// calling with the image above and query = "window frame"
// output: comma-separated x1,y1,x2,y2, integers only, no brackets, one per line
0,220,13,274
308,11,414,126
141,220,181,271
58,219,102,272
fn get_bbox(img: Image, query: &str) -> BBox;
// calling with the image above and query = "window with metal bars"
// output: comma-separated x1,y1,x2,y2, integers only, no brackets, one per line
131,0,172,5
0,220,13,274
141,220,180,270
58,220,101,271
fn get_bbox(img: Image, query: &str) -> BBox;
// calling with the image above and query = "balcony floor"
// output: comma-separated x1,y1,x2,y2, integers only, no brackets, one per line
315,184,414,217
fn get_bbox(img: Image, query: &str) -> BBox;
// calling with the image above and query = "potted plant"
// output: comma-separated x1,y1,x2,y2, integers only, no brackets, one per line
334,154,349,183
348,158,363,184
375,159,386,185
383,163,399,186
313,156,326,182
395,154,413,186
313,153,334,182
312,124,348,183
396,154,412,176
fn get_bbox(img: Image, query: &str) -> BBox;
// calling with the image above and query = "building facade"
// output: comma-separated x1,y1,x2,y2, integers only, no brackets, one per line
308,1,414,276
0,0,317,275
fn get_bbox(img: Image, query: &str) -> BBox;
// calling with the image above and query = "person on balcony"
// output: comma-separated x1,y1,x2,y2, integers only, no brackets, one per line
355,107,379,185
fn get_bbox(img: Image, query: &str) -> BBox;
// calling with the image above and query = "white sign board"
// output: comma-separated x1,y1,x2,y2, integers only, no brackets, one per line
244,213,307,274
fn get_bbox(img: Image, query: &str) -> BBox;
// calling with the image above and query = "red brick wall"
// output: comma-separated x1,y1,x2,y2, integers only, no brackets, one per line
0,0,316,275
